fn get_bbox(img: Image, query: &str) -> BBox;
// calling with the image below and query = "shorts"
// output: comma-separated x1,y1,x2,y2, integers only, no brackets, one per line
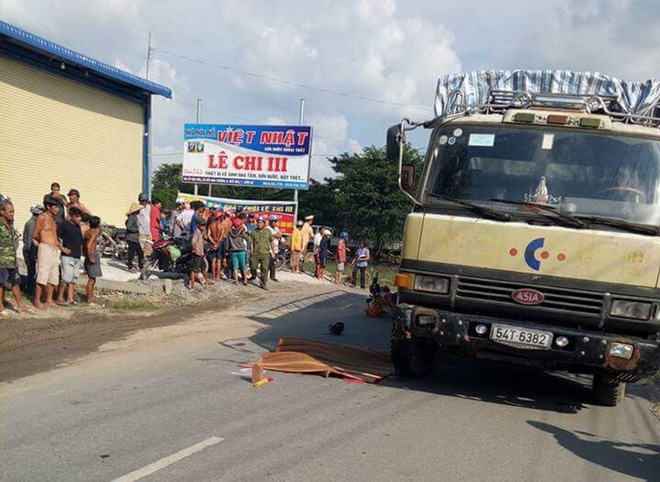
290,250,301,266
60,256,83,284
139,234,153,257
36,243,60,286
84,253,103,279
191,255,203,272
0,268,20,287
336,262,345,272
231,251,247,271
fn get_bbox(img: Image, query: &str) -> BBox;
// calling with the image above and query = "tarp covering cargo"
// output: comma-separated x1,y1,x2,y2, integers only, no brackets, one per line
435,70,660,118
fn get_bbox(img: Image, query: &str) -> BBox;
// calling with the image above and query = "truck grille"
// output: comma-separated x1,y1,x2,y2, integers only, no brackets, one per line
456,276,604,317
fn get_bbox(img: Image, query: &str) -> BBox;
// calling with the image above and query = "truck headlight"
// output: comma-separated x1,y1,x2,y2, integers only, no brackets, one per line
609,299,651,320
608,342,634,360
414,275,450,294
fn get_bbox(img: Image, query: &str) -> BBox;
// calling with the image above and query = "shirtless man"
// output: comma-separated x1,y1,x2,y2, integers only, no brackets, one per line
67,189,91,216
207,214,224,280
84,216,103,305
33,196,62,309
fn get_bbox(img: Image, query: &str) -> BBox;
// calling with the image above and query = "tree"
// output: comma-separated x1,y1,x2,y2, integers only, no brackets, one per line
297,178,340,227
330,144,423,254
151,164,190,208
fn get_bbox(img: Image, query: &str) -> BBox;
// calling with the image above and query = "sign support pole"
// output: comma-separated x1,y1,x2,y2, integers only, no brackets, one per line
294,97,305,222
194,98,202,196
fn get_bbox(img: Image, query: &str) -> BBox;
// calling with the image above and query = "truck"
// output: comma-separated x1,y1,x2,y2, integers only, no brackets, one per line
387,70,660,406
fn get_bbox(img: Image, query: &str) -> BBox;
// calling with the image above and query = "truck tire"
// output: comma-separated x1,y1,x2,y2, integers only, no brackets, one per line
391,326,437,378
592,373,626,407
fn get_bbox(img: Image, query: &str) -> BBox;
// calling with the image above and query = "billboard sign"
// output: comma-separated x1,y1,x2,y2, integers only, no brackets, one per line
182,124,312,190
177,193,297,235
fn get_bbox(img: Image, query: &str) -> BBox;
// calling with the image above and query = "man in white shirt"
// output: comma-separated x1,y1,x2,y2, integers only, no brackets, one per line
136,193,152,280
313,229,323,252
175,202,194,240
266,215,282,282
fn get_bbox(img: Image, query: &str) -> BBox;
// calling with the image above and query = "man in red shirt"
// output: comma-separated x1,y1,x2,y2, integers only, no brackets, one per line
150,198,162,242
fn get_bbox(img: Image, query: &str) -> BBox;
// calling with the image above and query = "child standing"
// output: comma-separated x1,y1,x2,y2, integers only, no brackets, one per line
190,218,208,289
83,216,103,304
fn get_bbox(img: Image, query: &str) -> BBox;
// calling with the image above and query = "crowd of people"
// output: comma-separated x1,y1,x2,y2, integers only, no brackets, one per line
0,185,373,315
0,183,103,315
130,200,372,291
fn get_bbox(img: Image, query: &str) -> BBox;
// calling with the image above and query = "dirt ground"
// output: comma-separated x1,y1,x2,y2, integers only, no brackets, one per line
0,280,264,383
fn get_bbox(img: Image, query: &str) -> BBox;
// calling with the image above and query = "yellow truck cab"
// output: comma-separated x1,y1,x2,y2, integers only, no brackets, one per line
387,70,660,406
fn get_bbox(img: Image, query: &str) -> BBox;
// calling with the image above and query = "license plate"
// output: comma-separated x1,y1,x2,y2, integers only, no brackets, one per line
490,324,553,349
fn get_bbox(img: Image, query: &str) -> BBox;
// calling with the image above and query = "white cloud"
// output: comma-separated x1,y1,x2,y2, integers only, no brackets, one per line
3,0,659,186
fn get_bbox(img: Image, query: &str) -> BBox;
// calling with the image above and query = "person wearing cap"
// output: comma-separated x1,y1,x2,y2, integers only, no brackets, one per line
172,199,189,239
33,195,62,309
22,204,44,294
290,220,304,274
249,216,273,290
335,231,349,284
228,217,250,286
300,215,314,272
67,189,91,217
190,217,209,290
125,203,143,273
267,215,282,282
43,182,67,225
0,198,30,315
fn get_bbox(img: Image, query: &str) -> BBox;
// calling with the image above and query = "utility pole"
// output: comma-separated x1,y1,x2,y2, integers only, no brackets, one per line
145,31,152,80
295,98,305,222
145,31,153,196
194,98,201,196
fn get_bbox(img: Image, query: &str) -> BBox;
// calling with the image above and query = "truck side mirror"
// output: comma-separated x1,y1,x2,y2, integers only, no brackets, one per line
386,124,403,162
401,164,415,191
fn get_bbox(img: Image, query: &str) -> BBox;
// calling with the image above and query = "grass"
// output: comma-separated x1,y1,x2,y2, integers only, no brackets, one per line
301,261,398,287
107,299,156,311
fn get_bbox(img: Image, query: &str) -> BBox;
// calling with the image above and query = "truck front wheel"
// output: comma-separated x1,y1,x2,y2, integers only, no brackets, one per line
592,373,626,407
391,331,437,378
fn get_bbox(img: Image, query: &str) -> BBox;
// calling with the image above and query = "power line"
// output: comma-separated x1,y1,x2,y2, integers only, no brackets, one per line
153,47,432,113
201,106,348,144
151,151,340,158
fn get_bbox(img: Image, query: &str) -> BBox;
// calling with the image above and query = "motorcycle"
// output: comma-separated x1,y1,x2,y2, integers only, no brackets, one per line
274,245,290,271
98,224,128,261
149,237,208,276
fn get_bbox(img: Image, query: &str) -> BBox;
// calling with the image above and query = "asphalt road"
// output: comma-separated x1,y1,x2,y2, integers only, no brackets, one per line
1,283,659,482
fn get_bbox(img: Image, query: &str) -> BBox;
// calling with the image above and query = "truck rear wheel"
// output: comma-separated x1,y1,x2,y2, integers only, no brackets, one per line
592,373,626,407
391,328,437,378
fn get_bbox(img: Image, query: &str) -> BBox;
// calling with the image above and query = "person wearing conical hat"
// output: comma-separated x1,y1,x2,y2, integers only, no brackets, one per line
125,203,143,273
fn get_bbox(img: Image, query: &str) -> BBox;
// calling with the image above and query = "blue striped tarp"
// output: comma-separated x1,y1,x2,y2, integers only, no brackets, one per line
435,70,660,119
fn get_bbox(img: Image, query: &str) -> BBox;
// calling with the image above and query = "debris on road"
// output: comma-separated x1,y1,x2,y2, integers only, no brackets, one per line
245,337,393,383
253,377,274,388
328,322,345,335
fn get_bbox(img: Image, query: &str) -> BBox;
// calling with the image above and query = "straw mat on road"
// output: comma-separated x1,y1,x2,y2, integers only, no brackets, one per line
249,338,393,383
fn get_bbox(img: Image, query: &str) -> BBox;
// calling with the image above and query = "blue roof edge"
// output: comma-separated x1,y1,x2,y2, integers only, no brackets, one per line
0,20,172,99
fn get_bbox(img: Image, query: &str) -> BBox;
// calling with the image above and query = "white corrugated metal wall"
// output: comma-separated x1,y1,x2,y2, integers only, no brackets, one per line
0,55,144,229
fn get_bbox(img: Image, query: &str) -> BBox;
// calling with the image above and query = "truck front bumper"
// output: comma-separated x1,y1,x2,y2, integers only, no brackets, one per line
395,304,660,381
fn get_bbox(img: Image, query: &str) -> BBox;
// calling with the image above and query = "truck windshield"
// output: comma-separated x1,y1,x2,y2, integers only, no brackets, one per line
425,124,660,227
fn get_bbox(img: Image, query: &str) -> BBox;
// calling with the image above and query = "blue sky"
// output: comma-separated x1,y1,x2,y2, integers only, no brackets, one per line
2,0,659,180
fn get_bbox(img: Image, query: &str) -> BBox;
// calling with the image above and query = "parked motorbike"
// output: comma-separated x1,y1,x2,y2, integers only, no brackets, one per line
274,245,290,271
98,224,128,261
149,236,209,276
